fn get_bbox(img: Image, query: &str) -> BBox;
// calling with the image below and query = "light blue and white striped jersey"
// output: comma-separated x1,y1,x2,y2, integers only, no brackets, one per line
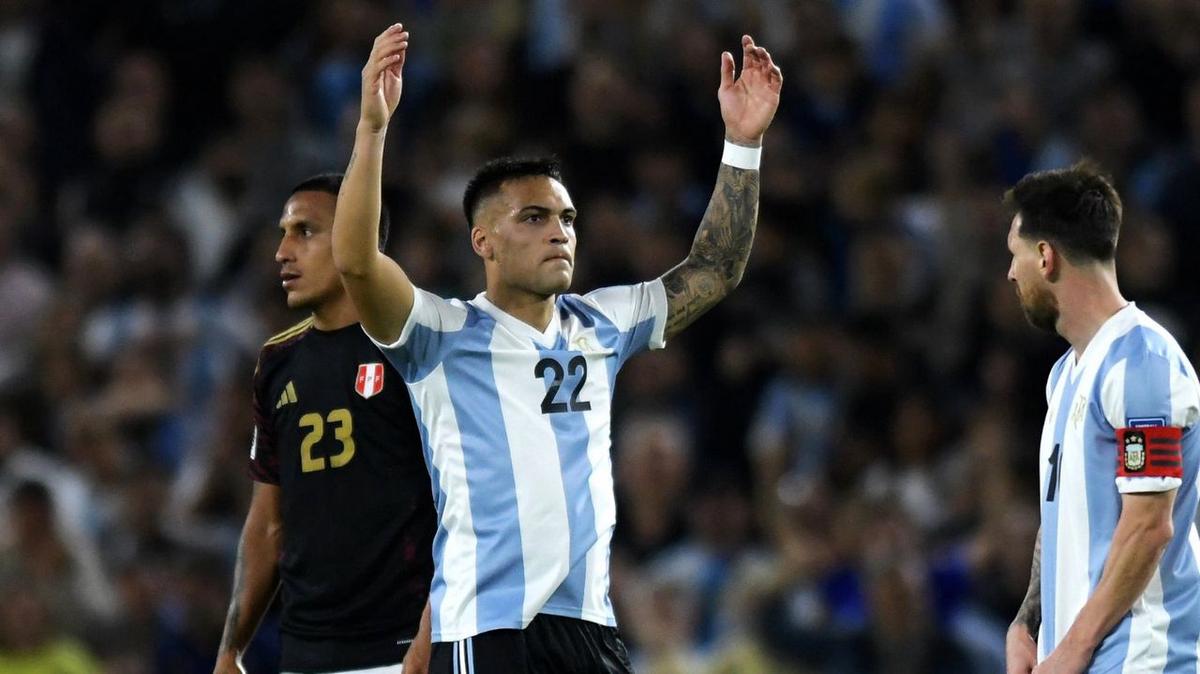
367,281,668,642
1038,303,1200,672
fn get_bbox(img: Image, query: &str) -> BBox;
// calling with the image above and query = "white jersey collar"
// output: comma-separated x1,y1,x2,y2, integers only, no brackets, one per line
471,292,562,348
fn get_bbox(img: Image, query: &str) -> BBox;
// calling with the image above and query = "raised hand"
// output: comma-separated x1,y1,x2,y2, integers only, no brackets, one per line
360,23,409,133
718,35,783,147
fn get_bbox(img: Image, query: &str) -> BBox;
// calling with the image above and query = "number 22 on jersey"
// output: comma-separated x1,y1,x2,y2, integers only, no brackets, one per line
535,355,592,414
298,408,356,472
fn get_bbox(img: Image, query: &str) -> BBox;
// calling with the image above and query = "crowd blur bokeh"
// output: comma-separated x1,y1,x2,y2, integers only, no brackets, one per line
0,1,1198,672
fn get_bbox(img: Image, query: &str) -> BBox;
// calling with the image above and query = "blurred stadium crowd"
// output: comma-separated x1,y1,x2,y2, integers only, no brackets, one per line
0,0,1198,672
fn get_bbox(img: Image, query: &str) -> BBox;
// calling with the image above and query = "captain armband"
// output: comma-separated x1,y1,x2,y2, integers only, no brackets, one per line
1116,426,1183,478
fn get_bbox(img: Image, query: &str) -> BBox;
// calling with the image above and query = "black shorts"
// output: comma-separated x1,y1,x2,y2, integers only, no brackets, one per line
429,614,634,674
280,630,411,673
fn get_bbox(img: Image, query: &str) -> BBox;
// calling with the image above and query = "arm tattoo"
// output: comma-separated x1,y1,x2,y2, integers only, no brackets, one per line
661,163,759,339
218,537,247,653
1014,528,1042,634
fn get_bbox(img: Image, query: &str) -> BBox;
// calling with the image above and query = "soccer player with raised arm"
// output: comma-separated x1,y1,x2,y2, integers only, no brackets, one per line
1003,163,1200,674
213,175,435,674
332,23,781,673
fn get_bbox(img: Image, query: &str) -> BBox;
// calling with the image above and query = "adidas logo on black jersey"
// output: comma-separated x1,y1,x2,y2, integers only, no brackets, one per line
276,381,298,409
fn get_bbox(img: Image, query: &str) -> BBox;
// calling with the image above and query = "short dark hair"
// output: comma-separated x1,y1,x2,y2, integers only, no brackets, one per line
462,157,563,230
1003,161,1122,263
290,173,390,252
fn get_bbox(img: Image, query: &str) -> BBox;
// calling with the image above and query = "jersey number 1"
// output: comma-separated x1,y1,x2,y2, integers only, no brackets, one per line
299,408,356,472
1046,443,1061,502
535,356,592,414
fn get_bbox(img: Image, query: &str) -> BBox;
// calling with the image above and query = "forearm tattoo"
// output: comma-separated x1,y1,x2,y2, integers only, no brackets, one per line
661,163,759,338
218,537,248,653
1015,529,1042,634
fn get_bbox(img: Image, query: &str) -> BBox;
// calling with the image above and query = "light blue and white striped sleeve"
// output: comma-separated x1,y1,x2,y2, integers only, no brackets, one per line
1099,343,1197,493
363,287,467,381
581,280,669,364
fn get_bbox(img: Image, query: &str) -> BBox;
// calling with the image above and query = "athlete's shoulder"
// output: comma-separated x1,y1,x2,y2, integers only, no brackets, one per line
1095,310,1200,426
557,292,607,327
1106,313,1188,370
1133,311,1190,357
263,317,315,349
566,282,657,324
255,318,314,375
412,287,473,329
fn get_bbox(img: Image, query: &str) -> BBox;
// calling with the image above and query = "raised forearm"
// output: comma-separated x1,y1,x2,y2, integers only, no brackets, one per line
661,160,759,339
332,126,388,277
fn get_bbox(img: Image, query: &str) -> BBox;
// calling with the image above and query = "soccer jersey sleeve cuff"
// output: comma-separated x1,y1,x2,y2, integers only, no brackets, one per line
648,278,668,350
1116,476,1182,493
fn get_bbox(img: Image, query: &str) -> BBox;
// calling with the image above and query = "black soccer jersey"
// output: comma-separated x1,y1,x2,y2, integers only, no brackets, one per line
248,318,435,667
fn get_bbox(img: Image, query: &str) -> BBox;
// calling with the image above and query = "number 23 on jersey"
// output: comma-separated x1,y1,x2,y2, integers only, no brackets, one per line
298,408,356,472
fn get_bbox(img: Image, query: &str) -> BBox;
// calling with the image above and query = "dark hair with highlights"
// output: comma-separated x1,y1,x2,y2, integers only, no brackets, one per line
462,157,563,230
1003,161,1122,263
290,173,390,252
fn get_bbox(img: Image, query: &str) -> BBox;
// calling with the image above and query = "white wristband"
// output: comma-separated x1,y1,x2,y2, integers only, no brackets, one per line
721,140,761,170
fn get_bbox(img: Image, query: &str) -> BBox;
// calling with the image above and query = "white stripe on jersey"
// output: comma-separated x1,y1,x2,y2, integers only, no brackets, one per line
1039,622,1047,662
1103,359,1129,427
490,326,572,624
1041,362,1070,662
580,350,617,622
1124,568,1169,673
1040,354,1072,663
423,364,478,638
1052,356,1094,650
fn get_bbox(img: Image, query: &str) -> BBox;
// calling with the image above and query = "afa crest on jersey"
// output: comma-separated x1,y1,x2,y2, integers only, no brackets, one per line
1123,430,1146,472
355,363,385,399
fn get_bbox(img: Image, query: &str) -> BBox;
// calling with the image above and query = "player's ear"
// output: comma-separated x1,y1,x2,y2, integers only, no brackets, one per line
471,225,494,261
1038,240,1059,281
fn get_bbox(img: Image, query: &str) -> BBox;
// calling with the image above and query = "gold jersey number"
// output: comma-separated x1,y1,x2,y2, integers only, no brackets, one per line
298,408,356,472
